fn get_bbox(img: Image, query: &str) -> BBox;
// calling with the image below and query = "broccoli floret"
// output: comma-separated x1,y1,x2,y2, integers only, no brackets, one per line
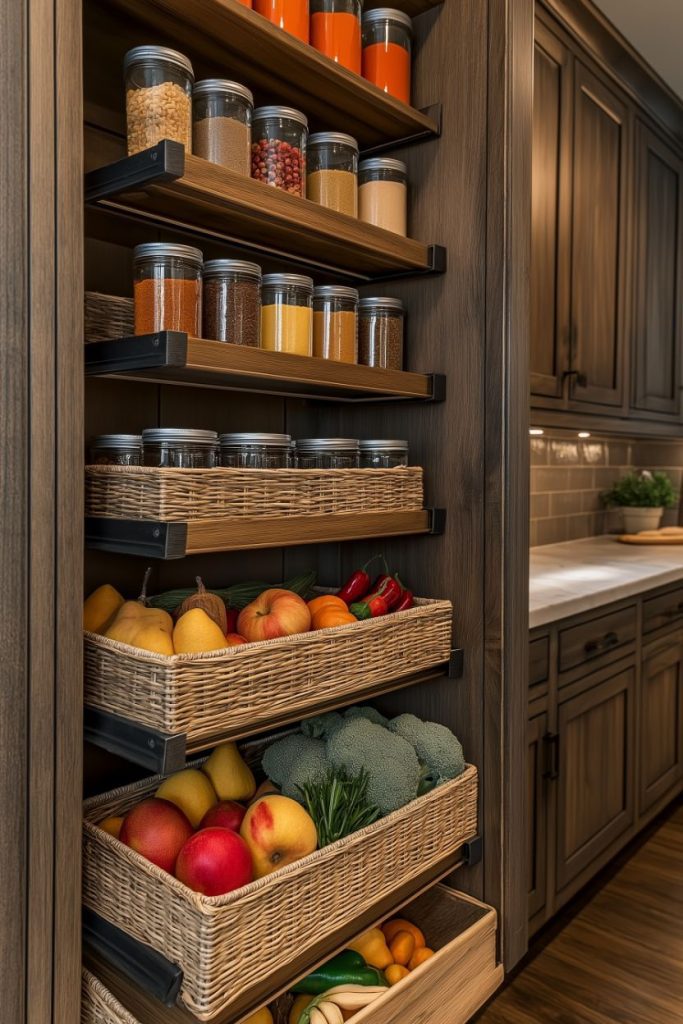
326,718,420,815
301,711,344,740
343,705,389,728
262,734,330,802
388,714,465,785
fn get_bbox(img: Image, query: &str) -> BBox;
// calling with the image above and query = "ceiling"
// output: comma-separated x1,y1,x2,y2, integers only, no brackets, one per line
592,0,683,100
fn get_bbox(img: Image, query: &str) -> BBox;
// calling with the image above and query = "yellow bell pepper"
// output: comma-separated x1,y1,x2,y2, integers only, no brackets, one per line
347,928,394,970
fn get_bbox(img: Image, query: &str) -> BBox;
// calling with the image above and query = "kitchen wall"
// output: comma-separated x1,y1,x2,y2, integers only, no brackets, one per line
530,432,683,546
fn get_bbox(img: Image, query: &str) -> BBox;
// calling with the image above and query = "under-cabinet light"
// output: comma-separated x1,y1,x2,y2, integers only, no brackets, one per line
578,431,591,438
529,428,544,436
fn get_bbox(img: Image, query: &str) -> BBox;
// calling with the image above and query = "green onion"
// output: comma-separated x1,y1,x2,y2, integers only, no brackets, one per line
147,571,317,612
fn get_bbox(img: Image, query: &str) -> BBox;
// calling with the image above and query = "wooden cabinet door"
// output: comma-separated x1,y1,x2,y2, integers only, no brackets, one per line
528,711,549,922
640,637,683,814
556,666,635,892
568,62,629,409
531,23,572,400
632,122,683,420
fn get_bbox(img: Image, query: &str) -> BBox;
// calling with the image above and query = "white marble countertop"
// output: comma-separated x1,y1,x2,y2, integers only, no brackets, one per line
530,535,683,629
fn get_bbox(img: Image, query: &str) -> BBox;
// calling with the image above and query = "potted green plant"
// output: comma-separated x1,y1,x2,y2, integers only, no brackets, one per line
602,470,678,534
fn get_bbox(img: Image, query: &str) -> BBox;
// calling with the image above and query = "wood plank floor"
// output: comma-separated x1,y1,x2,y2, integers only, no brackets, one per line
477,802,683,1023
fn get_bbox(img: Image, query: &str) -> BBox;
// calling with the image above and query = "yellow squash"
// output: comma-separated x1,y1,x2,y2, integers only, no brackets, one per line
105,568,174,655
203,742,257,801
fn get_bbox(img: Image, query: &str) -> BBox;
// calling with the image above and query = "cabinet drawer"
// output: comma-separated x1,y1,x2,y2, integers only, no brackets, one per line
643,587,683,635
559,606,637,674
530,636,550,687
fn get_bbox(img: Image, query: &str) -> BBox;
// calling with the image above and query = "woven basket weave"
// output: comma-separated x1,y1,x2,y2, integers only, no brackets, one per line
85,292,134,342
83,766,478,1021
85,465,424,521
84,597,452,742
82,970,138,1024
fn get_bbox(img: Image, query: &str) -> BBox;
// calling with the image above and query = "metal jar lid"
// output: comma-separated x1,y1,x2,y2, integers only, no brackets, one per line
359,439,409,450
203,259,262,280
308,132,359,152
296,438,360,451
362,8,412,31
124,46,195,79
313,285,359,302
219,432,291,446
358,296,405,313
262,273,314,292
142,428,218,446
134,242,204,267
358,157,407,175
193,79,254,106
91,434,143,449
253,105,309,129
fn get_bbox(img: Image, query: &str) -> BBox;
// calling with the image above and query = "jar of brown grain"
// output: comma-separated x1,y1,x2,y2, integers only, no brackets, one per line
307,133,358,216
193,80,253,175
313,285,358,363
133,243,203,336
202,259,262,346
124,46,194,156
358,296,405,369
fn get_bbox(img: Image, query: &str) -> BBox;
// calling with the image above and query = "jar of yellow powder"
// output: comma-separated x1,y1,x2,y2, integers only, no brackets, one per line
313,285,358,363
261,273,314,356
307,132,358,217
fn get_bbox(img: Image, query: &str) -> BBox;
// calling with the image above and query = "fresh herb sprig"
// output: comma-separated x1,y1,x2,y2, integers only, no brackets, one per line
298,766,380,847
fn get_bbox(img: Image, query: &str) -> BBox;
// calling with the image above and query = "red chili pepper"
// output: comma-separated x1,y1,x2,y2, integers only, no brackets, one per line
394,586,414,611
368,574,402,610
337,555,384,605
350,576,396,620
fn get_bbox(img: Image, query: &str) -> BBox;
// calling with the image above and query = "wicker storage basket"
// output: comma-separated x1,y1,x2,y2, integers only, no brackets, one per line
85,292,134,342
85,465,424,521
83,766,478,1020
82,970,138,1024
84,596,452,742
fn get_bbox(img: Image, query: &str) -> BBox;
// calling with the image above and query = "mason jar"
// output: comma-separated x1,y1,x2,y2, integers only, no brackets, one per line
124,46,194,156
313,285,358,363
310,0,362,73
142,428,218,468
261,273,314,355
361,9,412,104
219,433,292,468
254,0,309,42
358,157,408,236
89,434,143,466
202,259,262,346
193,80,253,175
359,439,409,467
358,296,405,370
307,132,358,216
296,437,360,468
133,243,203,336
251,106,308,196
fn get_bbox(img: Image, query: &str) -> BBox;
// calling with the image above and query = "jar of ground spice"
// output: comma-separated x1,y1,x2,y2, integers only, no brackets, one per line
124,46,194,156
251,106,308,197
202,259,262,346
358,157,407,236
219,433,292,468
358,296,405,370
133,243,203,336
89,434,143,466
307,133,358,217
261,273,314,356
193,80,253,176
310,0,362,73
361,9,412,104
313,285,358,363
142,428,218,468
254,0,309,42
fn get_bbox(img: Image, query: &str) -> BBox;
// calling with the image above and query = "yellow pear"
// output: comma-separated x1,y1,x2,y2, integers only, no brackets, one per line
156,768,217,828
202,742,256,802
83,583,124,634
104,568,173,650
134,625,175,656
173,608,227,654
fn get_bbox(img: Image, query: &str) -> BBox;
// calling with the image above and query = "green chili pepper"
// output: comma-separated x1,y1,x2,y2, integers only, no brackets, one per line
292,950,387,994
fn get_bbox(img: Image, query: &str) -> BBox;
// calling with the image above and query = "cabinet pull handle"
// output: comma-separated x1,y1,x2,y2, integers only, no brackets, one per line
543,732,559,781
664,603,683,618
585,630,619,655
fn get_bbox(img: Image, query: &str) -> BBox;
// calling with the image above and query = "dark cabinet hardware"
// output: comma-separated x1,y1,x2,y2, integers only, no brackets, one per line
664,603,683,619
543,732,560,781
585,631,619,655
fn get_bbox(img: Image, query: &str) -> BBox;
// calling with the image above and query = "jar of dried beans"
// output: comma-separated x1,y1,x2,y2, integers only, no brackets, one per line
133,243,203,336
296,438,360,468
219,433,292,468
358,296,405,370
251,106,308,197
313,285,358,364
310,0,362,73
307,133,358,217
358,157,408,236
89,434,143,466
202,259,262,346
124,46,194,156
193,80,253,176
359,439,409,467
254,0,309,42
261,273,314,356
142,428,218,468
361,9,412,105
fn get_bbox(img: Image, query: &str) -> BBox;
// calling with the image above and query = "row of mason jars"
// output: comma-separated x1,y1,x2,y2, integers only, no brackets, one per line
90,432,410,469
134,243,406,369
125,47,408,235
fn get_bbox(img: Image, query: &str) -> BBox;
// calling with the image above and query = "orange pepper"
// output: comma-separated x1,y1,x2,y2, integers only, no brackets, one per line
311,608,358,630
409,947,435,970
307,595,349,616
388,930,415,966
381,918,426,949
385,964,410,986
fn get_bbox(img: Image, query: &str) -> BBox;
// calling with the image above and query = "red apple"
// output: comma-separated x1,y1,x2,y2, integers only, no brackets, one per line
200,800,246,832
237,589,311,643
225,633,248,647
119,798,193,874
175,827,254,896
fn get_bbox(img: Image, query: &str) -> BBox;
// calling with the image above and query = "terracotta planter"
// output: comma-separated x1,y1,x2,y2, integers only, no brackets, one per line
621,507,663,534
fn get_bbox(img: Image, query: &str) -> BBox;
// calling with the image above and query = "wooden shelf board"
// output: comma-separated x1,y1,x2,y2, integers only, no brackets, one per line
99,0,440,150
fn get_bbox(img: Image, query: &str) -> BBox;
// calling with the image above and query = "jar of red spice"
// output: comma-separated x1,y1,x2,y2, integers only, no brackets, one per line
254,0,309,42
251,106,308,197
310,0,362,74
361,9,412,105
133,243,203,336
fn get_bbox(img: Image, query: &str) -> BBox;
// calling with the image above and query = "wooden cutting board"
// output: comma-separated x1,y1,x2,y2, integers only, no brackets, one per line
618,527,683,545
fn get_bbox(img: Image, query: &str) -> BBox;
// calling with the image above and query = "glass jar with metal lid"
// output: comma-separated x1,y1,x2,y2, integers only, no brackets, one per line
358,296,405,370
142,428,218,468
313,285,358,364
193,80,253,176
202,259,262,347
361,9,412,104
89,434,143,466
358,157,407,236
134,243,203,337
124,46,194,156
251,106,308,197
296,437,360,469
307,133,359,217
219,432,292,469
311,0,362,72
261,273,314,356
359,439,409,468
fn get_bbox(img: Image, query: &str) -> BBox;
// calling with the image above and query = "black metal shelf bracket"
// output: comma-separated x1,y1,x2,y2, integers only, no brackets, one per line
428,508,447,535
463,835,482,867
84,708,186,775
84,518,188,559
83,909,184,1007
448,648,464,679
360,103,442,157
85,141,185,203
84,332,188,372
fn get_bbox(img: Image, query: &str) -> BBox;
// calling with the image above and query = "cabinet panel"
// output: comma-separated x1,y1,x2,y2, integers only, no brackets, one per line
643,586,683,636
558,604,636,675
556,666,635,892
640,637,683,814
527,712,549,921
530,635,550,687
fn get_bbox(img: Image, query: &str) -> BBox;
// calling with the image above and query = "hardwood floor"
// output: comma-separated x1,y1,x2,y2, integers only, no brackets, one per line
477,800,683,1023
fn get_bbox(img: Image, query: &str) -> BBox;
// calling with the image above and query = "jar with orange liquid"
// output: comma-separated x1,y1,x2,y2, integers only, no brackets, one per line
361,8,412,105
310,0,362,74
254,0,309,42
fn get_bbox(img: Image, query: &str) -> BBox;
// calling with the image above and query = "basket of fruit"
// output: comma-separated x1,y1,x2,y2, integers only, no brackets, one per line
83,711,478,1021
